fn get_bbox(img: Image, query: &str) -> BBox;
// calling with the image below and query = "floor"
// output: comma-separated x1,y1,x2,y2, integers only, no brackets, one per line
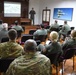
52,56,76,75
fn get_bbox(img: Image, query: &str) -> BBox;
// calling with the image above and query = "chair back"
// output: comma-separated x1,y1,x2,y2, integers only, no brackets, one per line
63,48,76,59
47,52,62,66
0,58,14,72
50,28,59,32
21,34,33,42
17,30,22,38
1,37,9,43
45,26,50,29
67,30,71,37
29,29,36,35
35,35,47,42
71,27,74,30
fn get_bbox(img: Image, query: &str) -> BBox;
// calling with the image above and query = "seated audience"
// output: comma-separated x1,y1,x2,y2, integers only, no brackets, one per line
0,29,24,58
12,20,24,31
0,20,4,31
37,30,51,55
33,24,47,40
49,20,59,32
0,23,8,42
12,20,24,38
6,39,51,75
45,31,63,64
62,30,76,53
59,21,71,38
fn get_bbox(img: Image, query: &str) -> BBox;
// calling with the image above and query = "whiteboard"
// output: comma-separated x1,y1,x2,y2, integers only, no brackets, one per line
4,2,21,17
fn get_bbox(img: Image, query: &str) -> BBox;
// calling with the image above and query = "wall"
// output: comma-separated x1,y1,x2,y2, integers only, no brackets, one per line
29,0,76,29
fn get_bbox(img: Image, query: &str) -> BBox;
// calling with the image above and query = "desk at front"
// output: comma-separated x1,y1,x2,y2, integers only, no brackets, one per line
20,18,31,26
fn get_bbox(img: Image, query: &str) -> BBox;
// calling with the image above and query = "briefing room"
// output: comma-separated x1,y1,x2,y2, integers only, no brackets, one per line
0,0,76,75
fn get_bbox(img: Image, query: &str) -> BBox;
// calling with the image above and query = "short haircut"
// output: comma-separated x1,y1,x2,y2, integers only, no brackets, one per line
50,31,59,42
14,20,18,25
8,29,17,40
40,24,44,28
24,39,37,52
55,20,58,23
64,21,67,24
71,30,76,39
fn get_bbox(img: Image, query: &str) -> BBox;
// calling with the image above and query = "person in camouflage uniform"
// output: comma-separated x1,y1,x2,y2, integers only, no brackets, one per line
6,39,51,75
0,29,24,58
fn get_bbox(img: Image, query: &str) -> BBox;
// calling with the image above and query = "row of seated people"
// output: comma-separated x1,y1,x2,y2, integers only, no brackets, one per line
0,20,24,43
49,20,74,38
0,29,51,75
0,30,76,75
33,26,76,74
0,21,76,75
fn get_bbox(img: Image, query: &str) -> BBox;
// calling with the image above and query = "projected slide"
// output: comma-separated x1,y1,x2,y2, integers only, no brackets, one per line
4,2,21,17
53,8,73,21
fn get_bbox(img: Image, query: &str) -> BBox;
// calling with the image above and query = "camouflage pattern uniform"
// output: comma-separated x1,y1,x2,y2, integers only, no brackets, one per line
6,52,51,75
0,41,24,58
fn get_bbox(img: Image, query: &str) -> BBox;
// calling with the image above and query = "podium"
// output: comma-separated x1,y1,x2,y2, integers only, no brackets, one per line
20,18,31,26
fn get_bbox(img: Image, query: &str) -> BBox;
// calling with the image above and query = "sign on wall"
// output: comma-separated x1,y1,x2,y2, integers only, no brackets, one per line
53,8,73,21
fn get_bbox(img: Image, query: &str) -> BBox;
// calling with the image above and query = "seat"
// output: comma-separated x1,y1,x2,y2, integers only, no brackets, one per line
22,26,25,31
21,34,33,43
0,58,14,73
61,48,76,75
29,29,36,35
46,52,62,75
67,30,71,37
1,37,9,43
71,27,75,30
35,35,47,42
36,40,41,46
45,26,50,29
50,27,59,32
17,30,23,38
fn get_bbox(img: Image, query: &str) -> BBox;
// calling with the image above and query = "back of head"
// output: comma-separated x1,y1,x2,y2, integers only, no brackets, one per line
71,30,76,39
64,21,67,24
14,20,18,25
8,29,17,40
55,20,58,24
24,39,37,52
0,20,3,24
40,24,44,29
3,23,8,30
50,31,59,42
32,8,34,10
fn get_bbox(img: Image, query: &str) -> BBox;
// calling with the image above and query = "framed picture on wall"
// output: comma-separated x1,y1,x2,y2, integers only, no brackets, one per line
53,8,73,21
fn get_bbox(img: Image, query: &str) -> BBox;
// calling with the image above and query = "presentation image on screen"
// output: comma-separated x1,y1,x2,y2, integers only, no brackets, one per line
4,2,21,17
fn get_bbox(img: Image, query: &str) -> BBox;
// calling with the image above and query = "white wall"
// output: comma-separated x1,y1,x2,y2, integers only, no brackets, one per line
29,0,76,29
